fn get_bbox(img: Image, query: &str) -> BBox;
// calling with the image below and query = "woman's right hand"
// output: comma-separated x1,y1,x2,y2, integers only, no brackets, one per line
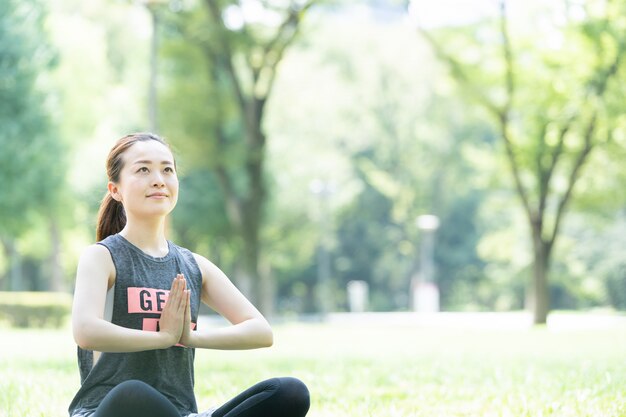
158,274,188,347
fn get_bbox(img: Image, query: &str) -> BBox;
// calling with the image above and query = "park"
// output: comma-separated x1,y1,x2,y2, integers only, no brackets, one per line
1,0,626,416
2,314,626,416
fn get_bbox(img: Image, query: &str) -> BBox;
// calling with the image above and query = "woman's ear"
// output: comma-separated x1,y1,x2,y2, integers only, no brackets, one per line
108,182,122,202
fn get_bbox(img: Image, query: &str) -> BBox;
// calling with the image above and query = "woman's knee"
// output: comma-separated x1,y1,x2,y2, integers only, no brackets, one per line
108,379,152,398
116,379,151,390
102,379,161,408
277,377,310,415
95,379,179,417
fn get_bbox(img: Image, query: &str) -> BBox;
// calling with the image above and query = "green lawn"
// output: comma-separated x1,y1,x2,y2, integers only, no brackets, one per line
1,317,625,417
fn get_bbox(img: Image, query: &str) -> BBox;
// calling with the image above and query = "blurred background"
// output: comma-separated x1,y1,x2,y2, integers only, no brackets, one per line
1,0,626,328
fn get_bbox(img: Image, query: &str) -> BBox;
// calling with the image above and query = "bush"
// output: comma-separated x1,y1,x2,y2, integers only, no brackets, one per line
0,291,72,328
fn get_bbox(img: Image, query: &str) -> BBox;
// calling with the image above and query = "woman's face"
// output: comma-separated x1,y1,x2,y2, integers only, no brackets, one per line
108,140,179,219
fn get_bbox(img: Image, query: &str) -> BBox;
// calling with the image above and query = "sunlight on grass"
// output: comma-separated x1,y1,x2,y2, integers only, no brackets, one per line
1,318,625,417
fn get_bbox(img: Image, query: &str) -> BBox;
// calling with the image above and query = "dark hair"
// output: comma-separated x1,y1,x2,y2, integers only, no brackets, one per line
96,133,173,241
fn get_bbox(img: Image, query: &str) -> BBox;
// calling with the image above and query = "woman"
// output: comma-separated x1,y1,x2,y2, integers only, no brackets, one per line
68,133,310,417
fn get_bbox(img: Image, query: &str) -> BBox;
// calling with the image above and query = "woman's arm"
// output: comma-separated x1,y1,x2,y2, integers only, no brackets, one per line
72,244,187,352
181,254,273,350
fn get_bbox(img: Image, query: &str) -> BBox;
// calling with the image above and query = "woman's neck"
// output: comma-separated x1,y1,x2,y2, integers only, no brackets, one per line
119,217,169,257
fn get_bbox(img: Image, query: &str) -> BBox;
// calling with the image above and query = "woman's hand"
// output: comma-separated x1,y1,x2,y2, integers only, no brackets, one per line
179,289,193,347
159,274,187,347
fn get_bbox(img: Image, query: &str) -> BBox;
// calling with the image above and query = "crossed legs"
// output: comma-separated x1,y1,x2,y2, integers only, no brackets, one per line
92,377,310,417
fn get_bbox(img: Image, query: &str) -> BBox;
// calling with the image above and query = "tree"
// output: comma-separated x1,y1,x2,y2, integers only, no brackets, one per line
0,0,66,291
417,0,626,323
159,0,317,314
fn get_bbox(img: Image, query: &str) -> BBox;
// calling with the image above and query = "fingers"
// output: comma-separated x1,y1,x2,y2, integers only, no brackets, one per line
166,274,187,314
159,274,190,345
178,288,192,346
170,274,186,292
185,289,191,320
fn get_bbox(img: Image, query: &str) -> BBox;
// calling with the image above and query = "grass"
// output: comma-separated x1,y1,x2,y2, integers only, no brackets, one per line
1,316,626,417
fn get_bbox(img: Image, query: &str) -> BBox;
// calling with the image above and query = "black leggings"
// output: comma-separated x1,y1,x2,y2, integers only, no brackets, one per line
92,377,310,417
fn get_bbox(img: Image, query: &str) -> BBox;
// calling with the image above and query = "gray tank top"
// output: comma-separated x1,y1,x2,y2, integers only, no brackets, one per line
68,234,203,416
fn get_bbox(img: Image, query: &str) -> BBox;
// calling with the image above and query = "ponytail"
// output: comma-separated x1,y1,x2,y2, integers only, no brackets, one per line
96,193,126,242
95,132,172,242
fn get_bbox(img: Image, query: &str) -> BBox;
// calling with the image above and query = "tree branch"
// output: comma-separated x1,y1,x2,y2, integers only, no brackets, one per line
419,0,536,220
497,0,533,222
253,0,316,121
418,27,501,116
548,112,595,253
499,116,533,222
204,0,250,131
535,119,549,213
538,117,573,218
499,0,513,116
262,0,315,70
548,22,625,250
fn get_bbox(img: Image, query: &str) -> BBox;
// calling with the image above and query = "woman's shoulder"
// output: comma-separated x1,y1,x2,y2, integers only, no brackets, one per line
186,250,213,266
190,252,226,279
79,243,114,267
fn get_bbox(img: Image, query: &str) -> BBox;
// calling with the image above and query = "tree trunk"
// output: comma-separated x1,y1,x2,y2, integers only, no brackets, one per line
194,0,314,317
238,236,273,317
531,242,550,324
1,237,22,291
529,221,550,325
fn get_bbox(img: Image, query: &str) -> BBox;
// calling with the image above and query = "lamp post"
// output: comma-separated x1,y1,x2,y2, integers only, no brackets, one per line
309,179,335,316
412,214,440,312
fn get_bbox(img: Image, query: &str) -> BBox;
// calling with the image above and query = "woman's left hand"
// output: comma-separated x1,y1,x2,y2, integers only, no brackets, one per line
178,289,193,347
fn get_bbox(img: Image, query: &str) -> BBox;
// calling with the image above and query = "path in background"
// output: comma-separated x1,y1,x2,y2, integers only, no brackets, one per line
199,310,626,330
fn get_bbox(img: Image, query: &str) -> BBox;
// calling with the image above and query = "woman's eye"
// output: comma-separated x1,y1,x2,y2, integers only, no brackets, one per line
137,167,149,173
164,167,175,173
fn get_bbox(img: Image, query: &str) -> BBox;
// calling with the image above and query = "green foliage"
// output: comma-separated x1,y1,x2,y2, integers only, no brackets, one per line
2,1,624,312
335,178,402,310
435,191,487,309
419,0,626,322
0,0,64,237
0,0,70,292
170,168,241,274
0,292,72,328
289,17,497,311
556,213,626,310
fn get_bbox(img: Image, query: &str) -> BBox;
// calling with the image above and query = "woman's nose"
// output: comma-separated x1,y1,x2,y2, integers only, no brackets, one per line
152,172,165,187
